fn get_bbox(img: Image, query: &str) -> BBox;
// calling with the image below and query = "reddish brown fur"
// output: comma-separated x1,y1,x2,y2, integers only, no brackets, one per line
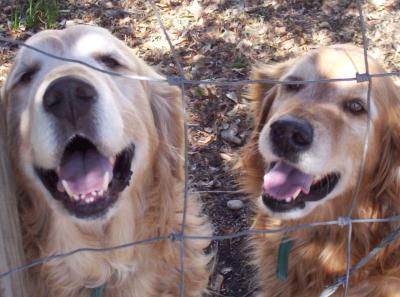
0,26,212,297
240,45,400,296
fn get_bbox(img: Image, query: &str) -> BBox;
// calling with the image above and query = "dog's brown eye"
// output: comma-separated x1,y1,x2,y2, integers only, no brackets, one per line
19,67,38,84
98,55,121,69
285,83,304,92
344,99,366,115
283,76,305,92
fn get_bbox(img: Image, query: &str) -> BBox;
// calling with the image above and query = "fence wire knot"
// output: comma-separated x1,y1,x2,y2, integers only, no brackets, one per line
356,72,370,83
169,232,183,242
338,217,352,227
168,76,184,86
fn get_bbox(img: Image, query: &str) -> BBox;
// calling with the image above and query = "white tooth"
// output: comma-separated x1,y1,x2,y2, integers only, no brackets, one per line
99,190,104,196
285,197,291,203
91,191,96,196
293,189,301,199
90,197,95,202
314,175,322,184
103,172,110,191
85,198,91,204
73,195,79,201
62,180,74,198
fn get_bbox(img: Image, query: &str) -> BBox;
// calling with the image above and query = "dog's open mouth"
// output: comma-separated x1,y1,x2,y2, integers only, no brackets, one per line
262,161,340,212
35,136,134,219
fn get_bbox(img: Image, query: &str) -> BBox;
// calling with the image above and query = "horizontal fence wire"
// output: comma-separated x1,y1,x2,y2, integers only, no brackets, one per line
1,215,400,280
0,37,398,86
1,0,400,296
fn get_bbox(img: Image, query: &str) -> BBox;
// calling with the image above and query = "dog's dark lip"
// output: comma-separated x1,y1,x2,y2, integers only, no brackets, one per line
34,137,135,219
262,172,341,213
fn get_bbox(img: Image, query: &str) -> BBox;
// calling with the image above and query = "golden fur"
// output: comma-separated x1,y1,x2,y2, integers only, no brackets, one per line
1,25,212,296
240,45,400,296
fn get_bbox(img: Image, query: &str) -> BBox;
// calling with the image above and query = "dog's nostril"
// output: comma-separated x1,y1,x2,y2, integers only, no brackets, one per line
270,125,285,139
44,90,63,110
293,131,311,147
76,85,97,101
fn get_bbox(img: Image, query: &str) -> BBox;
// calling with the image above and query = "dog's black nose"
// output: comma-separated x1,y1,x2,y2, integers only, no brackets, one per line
269,116,313,160
43,76,97,124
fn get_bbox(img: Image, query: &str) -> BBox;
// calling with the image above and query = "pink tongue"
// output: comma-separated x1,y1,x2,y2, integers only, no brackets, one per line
263,161,313,201
56,149,113,196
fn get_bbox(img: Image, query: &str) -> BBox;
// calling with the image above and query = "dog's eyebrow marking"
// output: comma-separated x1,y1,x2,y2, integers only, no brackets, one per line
73,33,118,58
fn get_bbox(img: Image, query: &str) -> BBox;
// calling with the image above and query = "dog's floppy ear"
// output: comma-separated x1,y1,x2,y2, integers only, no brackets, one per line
148,80,184,180
146,79,184,229
238,61,292,194
131,55,184,180
369,77,400,198
248,60,292,131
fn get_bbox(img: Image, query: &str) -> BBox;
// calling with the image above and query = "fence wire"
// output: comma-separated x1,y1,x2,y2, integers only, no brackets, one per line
1,0,400,296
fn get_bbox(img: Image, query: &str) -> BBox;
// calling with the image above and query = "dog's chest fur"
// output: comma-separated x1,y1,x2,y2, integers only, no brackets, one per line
251,213,399,297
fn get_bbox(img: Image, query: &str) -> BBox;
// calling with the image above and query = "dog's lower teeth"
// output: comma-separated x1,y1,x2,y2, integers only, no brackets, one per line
67,190,105,203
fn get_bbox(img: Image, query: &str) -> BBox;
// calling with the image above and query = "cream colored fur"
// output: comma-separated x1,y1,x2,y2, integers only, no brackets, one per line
1,25,212,297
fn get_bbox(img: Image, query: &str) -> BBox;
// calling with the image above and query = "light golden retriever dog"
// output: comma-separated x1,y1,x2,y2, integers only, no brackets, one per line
0,25,212,297
240,45,400,297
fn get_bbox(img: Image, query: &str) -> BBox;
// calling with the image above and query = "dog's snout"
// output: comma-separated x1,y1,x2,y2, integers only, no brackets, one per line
269,116,313,159
43,76,97,123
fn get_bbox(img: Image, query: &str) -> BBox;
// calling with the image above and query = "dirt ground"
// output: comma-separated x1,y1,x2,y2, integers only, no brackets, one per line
0,1,399,296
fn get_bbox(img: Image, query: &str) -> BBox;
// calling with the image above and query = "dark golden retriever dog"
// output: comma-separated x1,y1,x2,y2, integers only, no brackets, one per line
241,45,400,296
1,25,212,297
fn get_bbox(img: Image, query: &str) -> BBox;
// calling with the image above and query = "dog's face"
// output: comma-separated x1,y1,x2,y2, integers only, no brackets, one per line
246,45,399,220
2,25,181,220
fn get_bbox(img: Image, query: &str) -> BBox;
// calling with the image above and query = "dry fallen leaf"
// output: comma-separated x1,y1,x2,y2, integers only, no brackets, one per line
189,0,203,20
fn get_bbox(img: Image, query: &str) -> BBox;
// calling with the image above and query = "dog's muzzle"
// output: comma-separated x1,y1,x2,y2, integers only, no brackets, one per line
34,76,136,219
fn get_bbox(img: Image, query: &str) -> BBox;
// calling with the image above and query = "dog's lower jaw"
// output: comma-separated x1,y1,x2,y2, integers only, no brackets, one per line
261,162,341,218
258,196,321,220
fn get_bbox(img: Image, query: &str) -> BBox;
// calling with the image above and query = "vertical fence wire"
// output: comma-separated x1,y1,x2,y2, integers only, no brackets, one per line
147,1,189,296
343,1,372,295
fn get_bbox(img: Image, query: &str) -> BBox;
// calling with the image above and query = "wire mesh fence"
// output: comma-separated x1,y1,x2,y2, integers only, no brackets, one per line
0,0,400,296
